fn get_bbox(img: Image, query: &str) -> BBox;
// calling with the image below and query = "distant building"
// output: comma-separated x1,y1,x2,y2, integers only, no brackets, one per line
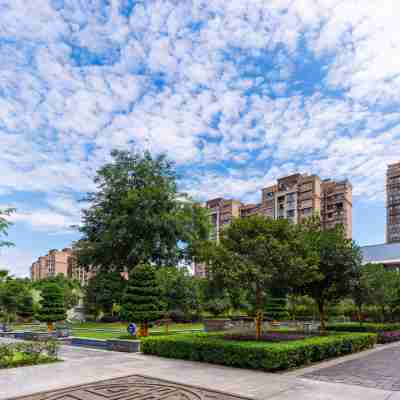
30,248,90,286
361,243,400,271
194,172,353,277
387,161,400,243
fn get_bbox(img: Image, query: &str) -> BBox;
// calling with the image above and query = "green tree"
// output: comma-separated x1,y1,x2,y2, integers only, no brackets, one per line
76,150,210,273
264,288,289,320
84,271,126,317
0,280,20,325
17,292,35,321
199,216,319,338
33,275,82,310
299,216,362,330
361,263,400,322
121,264,164,337
156,266,201,319
36,283,67,332
0,208,14,250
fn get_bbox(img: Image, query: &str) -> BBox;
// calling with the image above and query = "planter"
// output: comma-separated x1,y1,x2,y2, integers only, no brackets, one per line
107,339,140,353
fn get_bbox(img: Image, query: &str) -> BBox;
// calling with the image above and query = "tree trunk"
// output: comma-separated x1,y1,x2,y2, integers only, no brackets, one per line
47,322,54,333
139,322,149,337
357,306,363,326
255,286,263,340
318,301,326,331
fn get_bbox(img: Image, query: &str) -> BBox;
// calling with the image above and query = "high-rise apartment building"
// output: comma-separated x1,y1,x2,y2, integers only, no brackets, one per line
194,172,353,277
387,161,400,243
30,248,88,284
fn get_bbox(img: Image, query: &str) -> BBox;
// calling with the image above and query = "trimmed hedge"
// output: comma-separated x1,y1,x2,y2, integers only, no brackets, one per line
327,323,400,344
141,332,377,372
326,323,400,333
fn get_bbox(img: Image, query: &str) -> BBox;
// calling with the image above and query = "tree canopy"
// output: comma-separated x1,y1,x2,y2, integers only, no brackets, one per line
76,150,210,273
0,208,14,250
199,216,320,319
298,216,362,329
36,283,67,326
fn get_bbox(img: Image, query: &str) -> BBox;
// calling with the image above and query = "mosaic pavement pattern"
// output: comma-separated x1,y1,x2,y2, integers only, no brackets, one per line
11,375,252,400
303,346,400,391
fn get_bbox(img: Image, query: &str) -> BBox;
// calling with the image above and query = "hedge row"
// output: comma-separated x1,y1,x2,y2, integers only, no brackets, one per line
327,323,400,344
141,333,377,372
326,323,400,333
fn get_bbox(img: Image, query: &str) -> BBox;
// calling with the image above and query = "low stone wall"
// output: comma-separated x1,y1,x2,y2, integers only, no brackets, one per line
107,339,140,353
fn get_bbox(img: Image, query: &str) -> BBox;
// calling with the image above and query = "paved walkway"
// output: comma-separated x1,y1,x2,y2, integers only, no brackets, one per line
2,338,400,400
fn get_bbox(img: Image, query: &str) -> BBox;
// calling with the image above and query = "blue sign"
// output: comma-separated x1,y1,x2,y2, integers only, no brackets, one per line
127,322,137,336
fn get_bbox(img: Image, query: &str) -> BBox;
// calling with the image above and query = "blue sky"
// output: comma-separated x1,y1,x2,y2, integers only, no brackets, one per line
0,0,399,276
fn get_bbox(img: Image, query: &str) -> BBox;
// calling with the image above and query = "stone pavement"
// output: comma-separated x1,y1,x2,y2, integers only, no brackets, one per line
303,344,400,391
1,338,400,400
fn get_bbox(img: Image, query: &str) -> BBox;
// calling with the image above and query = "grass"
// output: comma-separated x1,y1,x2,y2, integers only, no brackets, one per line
1,352,58,369
11,322,204,340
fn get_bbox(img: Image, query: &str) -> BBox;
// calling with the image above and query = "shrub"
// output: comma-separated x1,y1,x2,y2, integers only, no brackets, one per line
141,332,376,372
327,323,400,344
0,341,58,369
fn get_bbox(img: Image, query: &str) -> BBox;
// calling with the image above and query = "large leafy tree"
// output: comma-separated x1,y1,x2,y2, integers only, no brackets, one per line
36,283,67,332
156,266,201,318
299,216,362,330
84,270,126,317
76,150,210,273
200,216,319,338
121,264,164,337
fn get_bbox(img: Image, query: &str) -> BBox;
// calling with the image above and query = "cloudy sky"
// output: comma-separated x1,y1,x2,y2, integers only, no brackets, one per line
0,0,399,276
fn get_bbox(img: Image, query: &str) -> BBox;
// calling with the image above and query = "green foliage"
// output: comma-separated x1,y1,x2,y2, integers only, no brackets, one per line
36,283,67,323
156,266,201,318
326,322,400,333
121,264,164,323
76,150,210,273
264,288,289,320
0,341,58,369
84,271,126,317
141,332,377,372
16,292,34,320
298,216,362,329
327,323,400,344
199,216,320,316
199,278,232,317
0,208,15,249
0,277,31,324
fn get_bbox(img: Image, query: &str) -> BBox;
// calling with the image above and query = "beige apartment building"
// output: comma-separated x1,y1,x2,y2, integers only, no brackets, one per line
30,248,90,285
194,172,352,277
387,161,400,243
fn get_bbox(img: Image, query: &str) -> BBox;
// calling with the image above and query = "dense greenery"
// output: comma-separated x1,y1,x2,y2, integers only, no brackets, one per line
198,216,319,336
0,341,58,369
156,266,202,321
121,264,164,336
141,332,377,371
76,150,210,273
297,216,362,329
36,283,67,330
85,271,126,318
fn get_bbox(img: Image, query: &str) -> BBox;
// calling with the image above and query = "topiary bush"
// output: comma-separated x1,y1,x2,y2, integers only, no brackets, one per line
141,332,377,372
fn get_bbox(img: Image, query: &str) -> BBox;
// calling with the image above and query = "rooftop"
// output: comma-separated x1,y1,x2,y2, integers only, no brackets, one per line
361,242,400,264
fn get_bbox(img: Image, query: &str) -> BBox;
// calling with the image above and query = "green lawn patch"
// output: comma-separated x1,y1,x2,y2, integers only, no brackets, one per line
141,332,377,372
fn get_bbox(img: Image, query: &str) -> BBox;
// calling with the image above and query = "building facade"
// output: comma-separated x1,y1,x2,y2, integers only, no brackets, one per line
387,161,400,243
194,172,353,277
30,248,89,285
361,243,400,271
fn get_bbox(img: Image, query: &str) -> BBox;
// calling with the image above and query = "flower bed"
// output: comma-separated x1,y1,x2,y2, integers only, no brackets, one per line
326,323,400,344
141,332,377,372
0,341,59,369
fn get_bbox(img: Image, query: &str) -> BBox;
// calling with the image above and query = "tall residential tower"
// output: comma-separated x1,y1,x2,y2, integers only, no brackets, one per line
387,161,400,243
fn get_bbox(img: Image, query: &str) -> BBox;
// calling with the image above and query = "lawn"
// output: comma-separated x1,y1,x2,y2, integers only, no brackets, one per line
11,322,204,340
